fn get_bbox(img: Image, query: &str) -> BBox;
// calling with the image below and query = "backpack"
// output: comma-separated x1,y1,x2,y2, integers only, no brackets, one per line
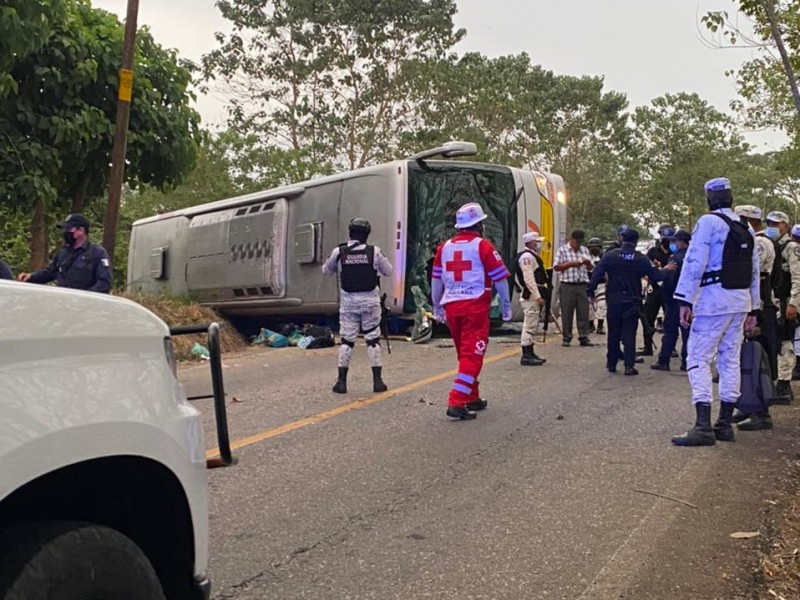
704,213,754,290
737,339,775,414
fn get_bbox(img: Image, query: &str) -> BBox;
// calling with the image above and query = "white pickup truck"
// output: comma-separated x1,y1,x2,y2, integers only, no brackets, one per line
0,281,211,599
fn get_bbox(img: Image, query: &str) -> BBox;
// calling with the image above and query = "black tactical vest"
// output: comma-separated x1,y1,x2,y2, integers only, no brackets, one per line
514,249,548,300
339,243,378,293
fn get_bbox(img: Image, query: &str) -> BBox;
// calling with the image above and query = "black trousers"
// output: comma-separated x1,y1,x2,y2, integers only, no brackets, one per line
607,301,639,369
658,298,689,364
643,284,663,347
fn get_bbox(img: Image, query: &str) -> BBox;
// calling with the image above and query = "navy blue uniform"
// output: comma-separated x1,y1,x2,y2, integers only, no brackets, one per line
588,243,667,370
27,241,112,293
0,260,12,280
658,247,689,366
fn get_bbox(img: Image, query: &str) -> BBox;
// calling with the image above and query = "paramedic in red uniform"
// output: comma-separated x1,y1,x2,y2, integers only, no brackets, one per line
431,202,513,420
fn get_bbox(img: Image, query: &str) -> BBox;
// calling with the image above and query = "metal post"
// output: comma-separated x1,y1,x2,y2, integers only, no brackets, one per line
102,0,139,260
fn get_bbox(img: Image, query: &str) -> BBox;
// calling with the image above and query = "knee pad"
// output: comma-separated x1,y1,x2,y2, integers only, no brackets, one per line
341,339,355,348
366,338,381,348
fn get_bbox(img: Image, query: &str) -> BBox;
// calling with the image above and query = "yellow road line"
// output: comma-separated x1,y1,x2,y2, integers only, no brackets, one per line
206,346,521,458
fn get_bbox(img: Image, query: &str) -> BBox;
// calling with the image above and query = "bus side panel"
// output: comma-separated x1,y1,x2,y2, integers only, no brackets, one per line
127,216,191,297
338,170,404,311
284,181,342,313
185,200,288,303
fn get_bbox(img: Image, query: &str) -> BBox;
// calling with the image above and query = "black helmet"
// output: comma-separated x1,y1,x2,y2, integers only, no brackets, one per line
587,237,602,247
348,217,371,236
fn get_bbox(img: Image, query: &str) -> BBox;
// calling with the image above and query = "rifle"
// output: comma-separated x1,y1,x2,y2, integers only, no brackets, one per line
541,271,554,344
380,293,392,354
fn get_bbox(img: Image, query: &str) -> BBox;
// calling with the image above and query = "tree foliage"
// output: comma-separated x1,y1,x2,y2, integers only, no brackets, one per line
702,0,800,136
202,0,464,170
0,0,201,269
629,92,775,230
402,52,634,236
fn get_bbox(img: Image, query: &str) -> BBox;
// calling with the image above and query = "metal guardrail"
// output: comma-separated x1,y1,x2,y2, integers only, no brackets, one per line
169,322,235,468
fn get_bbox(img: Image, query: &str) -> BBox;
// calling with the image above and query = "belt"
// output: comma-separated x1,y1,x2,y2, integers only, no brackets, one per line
561,281,587,286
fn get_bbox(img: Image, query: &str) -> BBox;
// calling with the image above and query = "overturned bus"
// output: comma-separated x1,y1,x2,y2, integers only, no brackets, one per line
127,142,568,319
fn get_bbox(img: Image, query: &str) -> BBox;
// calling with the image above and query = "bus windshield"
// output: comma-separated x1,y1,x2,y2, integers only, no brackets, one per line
405,162,518,313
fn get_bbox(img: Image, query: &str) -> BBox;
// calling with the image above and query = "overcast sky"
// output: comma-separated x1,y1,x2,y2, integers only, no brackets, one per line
92,0,786,151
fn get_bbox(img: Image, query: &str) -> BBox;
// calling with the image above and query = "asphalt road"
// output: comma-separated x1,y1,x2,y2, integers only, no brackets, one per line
179,330,800,600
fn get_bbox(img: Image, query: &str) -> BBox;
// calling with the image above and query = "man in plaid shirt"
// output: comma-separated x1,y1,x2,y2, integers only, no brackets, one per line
554,230,595,347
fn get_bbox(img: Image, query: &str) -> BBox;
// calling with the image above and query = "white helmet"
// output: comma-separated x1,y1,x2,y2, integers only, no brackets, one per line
455,202,488,229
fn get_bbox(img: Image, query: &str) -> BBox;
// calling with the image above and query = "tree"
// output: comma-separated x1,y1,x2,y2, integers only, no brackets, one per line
702,1,800,135
0,0,68,97
402,52,635,236
0,0,200,269
202,0,464,170
629,93,763,230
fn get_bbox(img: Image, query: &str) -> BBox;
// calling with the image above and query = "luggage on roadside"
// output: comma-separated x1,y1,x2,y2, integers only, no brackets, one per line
737,338,775,414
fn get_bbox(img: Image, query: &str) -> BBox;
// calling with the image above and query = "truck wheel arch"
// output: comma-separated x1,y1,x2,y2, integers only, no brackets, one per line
0,456,201,600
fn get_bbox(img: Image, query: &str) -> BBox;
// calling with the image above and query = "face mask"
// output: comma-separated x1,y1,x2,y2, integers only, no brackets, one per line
63,230,76,246
766,226,780,240
669,243,678,254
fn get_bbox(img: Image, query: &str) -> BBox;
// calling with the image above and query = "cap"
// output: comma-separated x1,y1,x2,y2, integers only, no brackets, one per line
616,224,629,235
522,232,546,244
792,224,800,238
657,225,676,238
570,229,586,241
57,213,90,231
670,230,691,243
587,237,602,247
766,211,790,225
734,205,762,220
620,228,639,243
704,177,732,193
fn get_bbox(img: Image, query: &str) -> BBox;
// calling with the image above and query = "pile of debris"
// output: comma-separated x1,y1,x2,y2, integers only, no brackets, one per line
252,323,335,349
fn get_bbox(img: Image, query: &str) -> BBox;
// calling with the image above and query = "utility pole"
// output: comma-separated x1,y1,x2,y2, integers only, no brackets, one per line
102,0,139,261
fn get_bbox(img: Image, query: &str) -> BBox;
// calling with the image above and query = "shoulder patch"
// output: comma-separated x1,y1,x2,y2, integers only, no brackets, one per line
793,246,800,258
101,258,110,267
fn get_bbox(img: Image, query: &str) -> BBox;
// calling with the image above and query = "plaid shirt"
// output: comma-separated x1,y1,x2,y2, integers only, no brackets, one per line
554,244,591,283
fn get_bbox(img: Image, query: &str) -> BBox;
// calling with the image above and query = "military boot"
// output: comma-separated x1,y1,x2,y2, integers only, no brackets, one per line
671,403,716,446
793,357,800,381
737,412,774,431
520,345,545,366
332,367,348,394
713,401,736,442
596,320,605,335
372,366,388,393
774,380,793,404
532,349,547,364
650,359,670,371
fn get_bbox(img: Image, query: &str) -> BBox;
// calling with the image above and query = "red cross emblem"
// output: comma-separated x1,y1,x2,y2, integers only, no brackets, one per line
445,250,473,282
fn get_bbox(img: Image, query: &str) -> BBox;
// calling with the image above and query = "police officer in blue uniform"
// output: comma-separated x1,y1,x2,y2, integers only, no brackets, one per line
588,228,673,375
651,230,691,371
18,213,113,293
639,224,675,356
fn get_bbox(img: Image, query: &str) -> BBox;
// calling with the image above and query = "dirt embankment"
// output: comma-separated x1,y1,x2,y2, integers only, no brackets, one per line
117,292,247,360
